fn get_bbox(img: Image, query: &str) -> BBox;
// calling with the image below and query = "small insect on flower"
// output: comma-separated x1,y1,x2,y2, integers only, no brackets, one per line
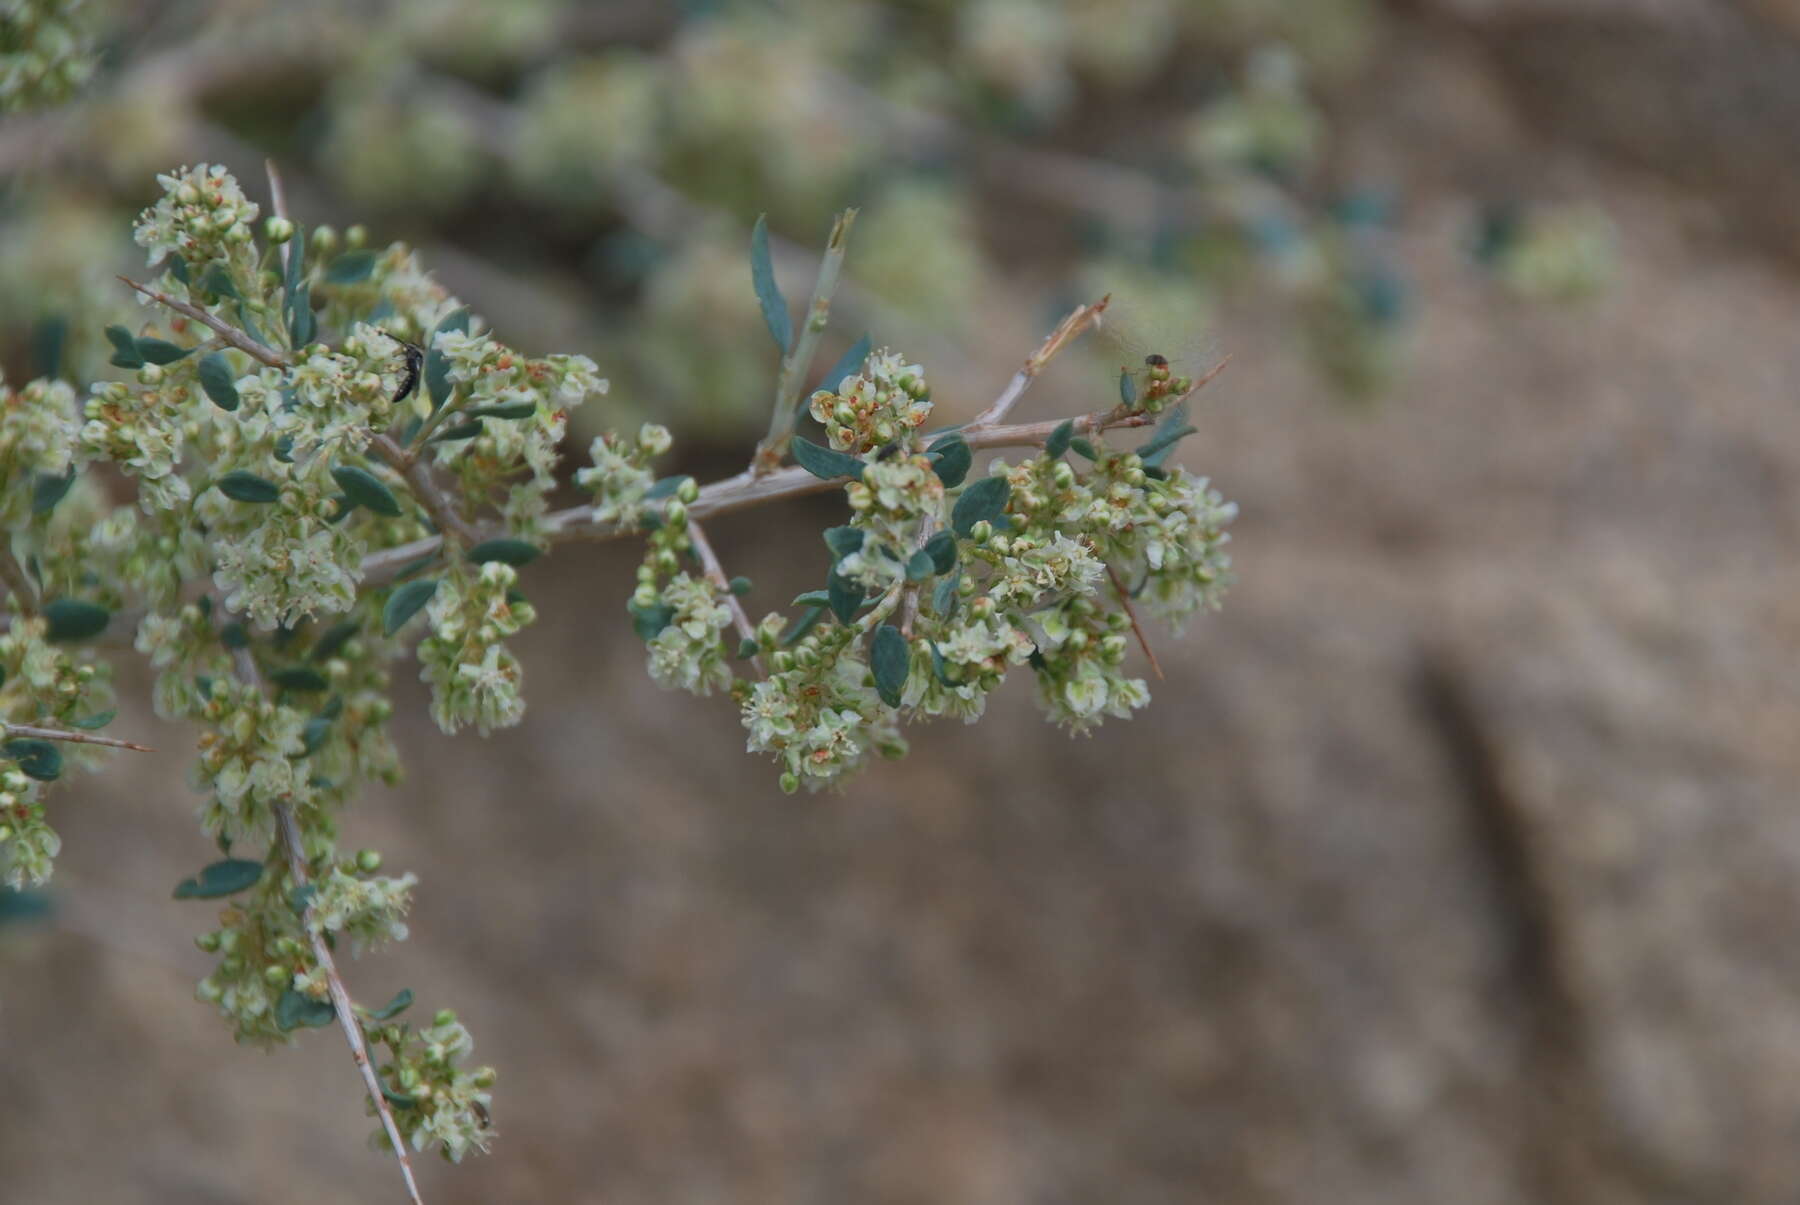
872,438,908,461
389,337,424,405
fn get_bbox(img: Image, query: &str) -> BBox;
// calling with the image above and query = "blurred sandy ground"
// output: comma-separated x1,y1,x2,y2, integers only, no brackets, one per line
7,3,1800,1203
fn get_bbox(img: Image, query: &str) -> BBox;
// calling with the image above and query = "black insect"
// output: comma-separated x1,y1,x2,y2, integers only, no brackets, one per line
873,438,907,461
389,336,424,405
1144,353,1168,369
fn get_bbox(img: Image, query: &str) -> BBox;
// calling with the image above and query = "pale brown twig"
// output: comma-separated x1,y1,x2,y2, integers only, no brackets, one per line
118,278,291,368
964,295,1111,430
1105,563,1164,681
1,723,153,752
0,547,39,616
228,636,424,1205
685,519,763,677
370,434,478,546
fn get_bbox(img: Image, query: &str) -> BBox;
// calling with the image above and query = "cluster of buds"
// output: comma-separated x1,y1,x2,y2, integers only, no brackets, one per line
369,1008,497,1163
416,562,536,736
807,349,932,453
576,422,671,529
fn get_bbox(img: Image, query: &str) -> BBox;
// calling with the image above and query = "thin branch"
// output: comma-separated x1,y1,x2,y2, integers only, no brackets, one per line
1105,563,1164,681
228,636,424,1205
369,434,478,546
0,547,39,616
1,723,153,752
118,277,291,368
754,208,859,475
964,295,1111,430
265,158,293,275
357,406,1157,588
685,519,763,677
899,514,937,639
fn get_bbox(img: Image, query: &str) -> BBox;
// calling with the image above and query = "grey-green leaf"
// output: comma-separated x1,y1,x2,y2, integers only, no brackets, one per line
309,620,360,663
2,739,62,781
172,858,263,899
1045,419,1075,460
43,598,111,642
792,437,865,481
197,352,240,411
275,988,336,1031
827,566,861,623
383,578,438,636
871,624,909,707
466,538,541,567
136,337,193,365
268,666,329,692
324,249,378,284
331,465,402,516
750,214,792,353
823,525,864,559
465,400,536,421
368,987,414,1021
926,432,972,489
1119,366,1137,406
951,476,1011,536
905,549,934,582
818,332,871,392
31,470,75,515
923,530,957,574
68,709,116,730
104,325,143,369
1069,437,1099,461
217,470,281,504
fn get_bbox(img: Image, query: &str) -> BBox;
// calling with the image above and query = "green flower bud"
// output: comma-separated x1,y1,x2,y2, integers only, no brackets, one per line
311,225,338,253
779,771,799,794
433,1009,457,1027
136,364,163,386
346,224,368,249
1051,461,1077,490
664,500,687,529
264,964,291,987
970,520,992,544
676,478,700,504
356,849,383,873
196,977,223,1003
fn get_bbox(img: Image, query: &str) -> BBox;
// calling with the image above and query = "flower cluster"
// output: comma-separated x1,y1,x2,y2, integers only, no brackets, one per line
132,163,262,279
744,644,908,792
416,562,535,736
369,1009,497,1163
807,349,932,454
575,422,671,529
307,862,418,955
0,371,80,526
194,877,315,1046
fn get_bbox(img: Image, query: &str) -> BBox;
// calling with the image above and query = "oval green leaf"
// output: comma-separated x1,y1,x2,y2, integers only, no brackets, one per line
791,437,865,482
951,475,1011,537
331,465,402,516
466,538,541,567
750,214,792,353
383,578,438,636
2,739,62,781
44,598,111,643
197,352,240,411
925,433,972,489
275,988,336,1031
871,623,909,707
172,858,264,900
216,470,281,504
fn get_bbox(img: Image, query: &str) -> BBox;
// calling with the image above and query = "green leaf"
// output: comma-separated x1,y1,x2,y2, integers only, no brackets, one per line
925,432,972,489
287,283,315,347
275,989,336,1032
1119,366,1137,407
282,224,307,316
729,576,752,596
464,400,536,420
268,666,329,692
827,566,861,623
309,620,359,663
750,214,792,353
736,637,760,659
1069,437,1099,461
791,437,864,481
923,530,957,575
792,589,831,608
104,325,143,369
426,309,471,410
931,570,960,619
135,337,193,365
31,470,75,515
643,475,693,501
324,249,378,284
429,419,484,442
198,263,240,301
822,525,864,560
781,603,826,646
331,465,402,516
383,578,438,636
930,643,959,687
871,624,909,707
1137,407,1197,466
2,739,62,781
68,709,116,730
818,332,871,392
368,987,414,1021
289,884,316,915
172,858,263,899
905,549,934,582
301,713,332,754
1045,419,1075,460
32,314,67,379
274,435,296,463
197,352,240,411
216,470,281,504
43,598,111,643
467,538,541,567
219,621,249,649
951,476,1011,537
629,599,675,641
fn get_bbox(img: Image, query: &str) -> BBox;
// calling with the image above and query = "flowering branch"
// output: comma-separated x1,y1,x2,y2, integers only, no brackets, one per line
117,277,290,368
965,295,1112,430
370,434,477,546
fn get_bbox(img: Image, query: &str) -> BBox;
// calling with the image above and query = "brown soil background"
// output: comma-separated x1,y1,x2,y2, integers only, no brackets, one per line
6,3,1800,1202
